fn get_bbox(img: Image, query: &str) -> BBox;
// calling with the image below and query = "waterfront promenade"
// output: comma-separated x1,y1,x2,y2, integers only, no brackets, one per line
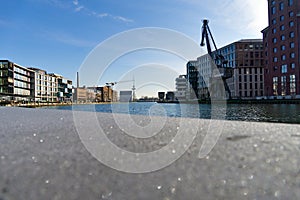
0,107,300,199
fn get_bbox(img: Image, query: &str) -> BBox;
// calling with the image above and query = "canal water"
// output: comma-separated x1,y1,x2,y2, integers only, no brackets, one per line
44,102,300,124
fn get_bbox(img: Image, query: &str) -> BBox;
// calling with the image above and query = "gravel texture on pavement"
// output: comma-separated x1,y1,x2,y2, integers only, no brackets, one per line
0,107,300,200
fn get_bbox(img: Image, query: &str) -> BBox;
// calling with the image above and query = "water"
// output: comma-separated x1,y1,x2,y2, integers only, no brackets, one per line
44,102,300,124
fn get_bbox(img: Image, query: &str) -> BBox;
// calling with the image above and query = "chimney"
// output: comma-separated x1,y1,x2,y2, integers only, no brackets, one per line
77,72,79,88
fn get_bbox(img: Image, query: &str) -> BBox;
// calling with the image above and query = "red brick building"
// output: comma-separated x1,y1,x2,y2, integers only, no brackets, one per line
262,0,300,98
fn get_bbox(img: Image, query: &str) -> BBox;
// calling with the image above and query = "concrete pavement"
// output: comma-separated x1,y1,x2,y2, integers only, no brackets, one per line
0,107,300,200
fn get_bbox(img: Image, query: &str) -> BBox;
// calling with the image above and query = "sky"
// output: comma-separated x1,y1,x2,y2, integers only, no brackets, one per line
0,0,268,97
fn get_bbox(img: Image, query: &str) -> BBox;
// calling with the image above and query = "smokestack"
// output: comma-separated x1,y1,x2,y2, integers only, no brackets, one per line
77,72,79,88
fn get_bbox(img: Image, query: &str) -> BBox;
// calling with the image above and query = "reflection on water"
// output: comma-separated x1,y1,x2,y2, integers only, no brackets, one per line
44,102,300,124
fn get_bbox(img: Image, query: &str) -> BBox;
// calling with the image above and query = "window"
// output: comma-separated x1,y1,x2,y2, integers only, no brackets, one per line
282,55,286,61
271,0,276,5
291,63,295,69
281,64,287,73
273,77,278,96
272,7,276,14
280,15,284,21
273,38,277,43
289,21,294,27
289,11,294,17
272,19,277,24
281,76,287,96
280,25,285,31
281,45,286,51
281,35,285,41
279,2,284,10
274,57,278,62
288,0,293,6
290,42,295,48
272,28,277,34
273,48,277,53
290,75,296,94
290,32,295,38
291,52,295,58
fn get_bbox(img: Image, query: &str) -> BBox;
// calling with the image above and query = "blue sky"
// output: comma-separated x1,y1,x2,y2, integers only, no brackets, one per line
0,0,268,97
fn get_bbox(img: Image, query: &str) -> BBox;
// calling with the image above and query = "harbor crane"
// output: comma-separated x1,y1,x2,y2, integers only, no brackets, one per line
200,19,233,99
106,78,136,101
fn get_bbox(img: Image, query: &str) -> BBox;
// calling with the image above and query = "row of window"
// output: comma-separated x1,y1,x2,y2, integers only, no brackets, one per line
239,75,264,83
238,68,264,75
272,63,296,72
273,74,296,96
36,93,58,96
272,21,294,33
14,88,31,96
273,53,296,62
0,70,9,77
273,42,295,52
14,67,31,77
14,73,31,82
14,80,31,89
239,83,264,90
0,86,13,94
271,0,294,15
238,91,264,98
272,32,295,43
36,75,57,81
272,11,294,26
0,62,9,69
36,81,57,87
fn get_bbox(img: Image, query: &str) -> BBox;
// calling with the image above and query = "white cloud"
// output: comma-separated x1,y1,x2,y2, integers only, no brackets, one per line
98,13,109,18
73,0,78,6
71,2,134,23
114,16,134,23
75,5,84,12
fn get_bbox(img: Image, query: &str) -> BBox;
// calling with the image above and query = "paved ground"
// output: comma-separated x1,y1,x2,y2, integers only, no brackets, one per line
0,107,300,200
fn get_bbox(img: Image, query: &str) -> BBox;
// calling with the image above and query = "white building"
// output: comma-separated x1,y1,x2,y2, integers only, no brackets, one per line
119,90,132,102
29,68,58,102
196,54,213,99
175,75,187,100
186,55,213,100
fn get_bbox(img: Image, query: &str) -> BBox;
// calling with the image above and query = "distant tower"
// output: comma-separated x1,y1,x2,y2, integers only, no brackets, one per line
132,76,136,101
77,72,79,88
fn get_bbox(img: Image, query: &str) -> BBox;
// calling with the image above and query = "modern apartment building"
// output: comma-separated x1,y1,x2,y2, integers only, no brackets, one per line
186,60,199,100
0,60,34,102
28,70,73,103
0,60,73,103
262,0,299,98
56,75,73,102
187,39,264,100
29,68,58,102
215,39,264,99
196,54,212,100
